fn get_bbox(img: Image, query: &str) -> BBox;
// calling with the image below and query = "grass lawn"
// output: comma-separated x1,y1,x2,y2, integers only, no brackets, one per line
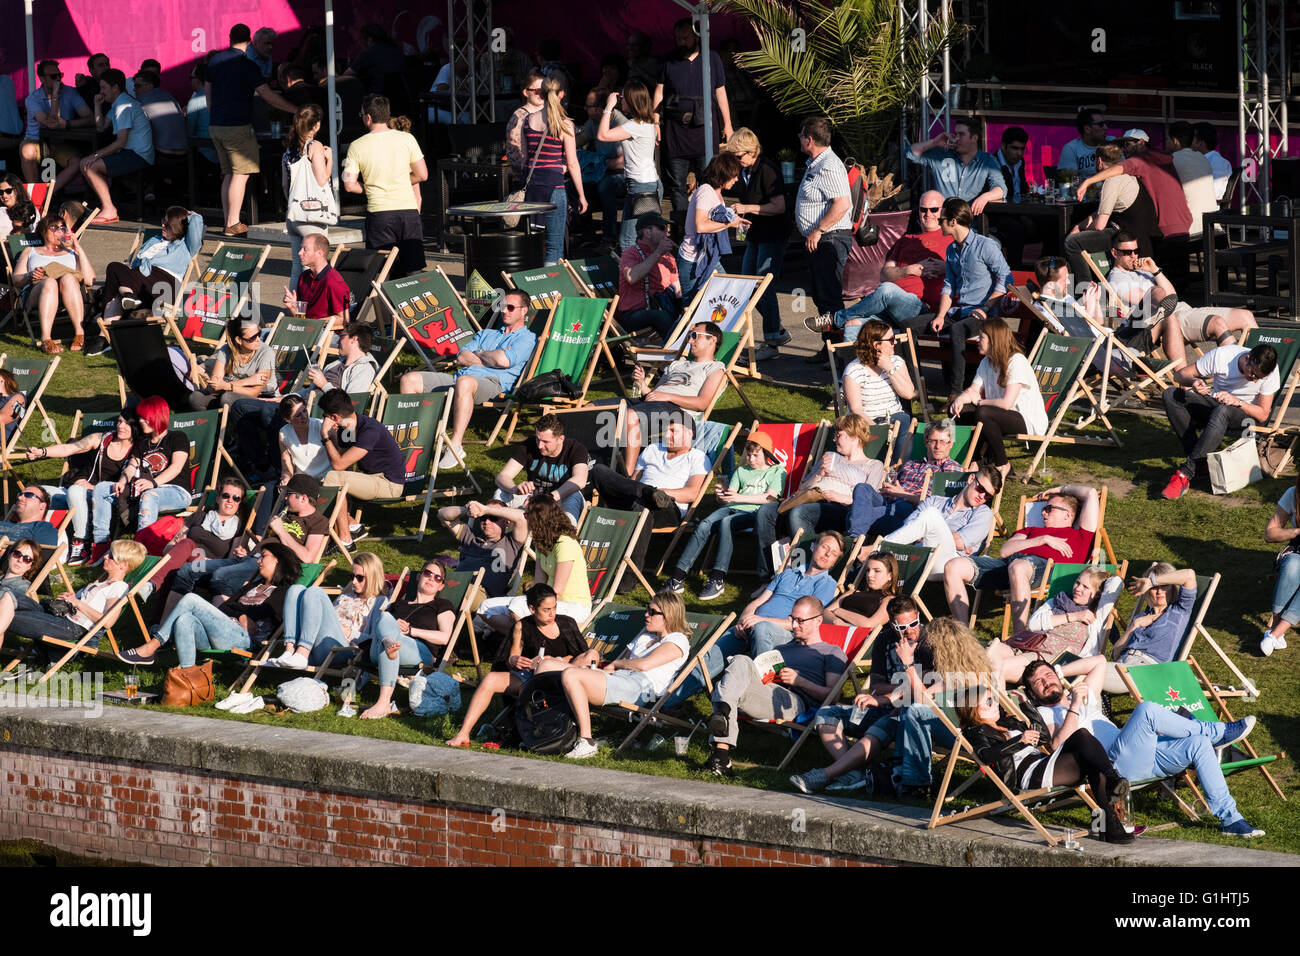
5,328,1296,854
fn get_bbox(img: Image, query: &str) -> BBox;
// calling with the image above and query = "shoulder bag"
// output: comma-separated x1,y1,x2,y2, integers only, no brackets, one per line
286,143,339,226
504,129,547,229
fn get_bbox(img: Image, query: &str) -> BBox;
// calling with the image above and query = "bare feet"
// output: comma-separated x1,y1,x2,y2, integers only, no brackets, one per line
446,732,471,747
360,702,392,719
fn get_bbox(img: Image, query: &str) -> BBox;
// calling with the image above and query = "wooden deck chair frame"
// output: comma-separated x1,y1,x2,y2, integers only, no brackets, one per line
173,242,272,350
626,271,771,381
37,554,167,684
72,206,101,241
1117,656,1285,802
1239,327,1300,477
328,245,398,326
0,541,68,675
25,181,53,217
827,329,931,421
652,418,742,576
373,264,480,368
926,685,1098,846
0,353,61,460
483,295,621,447
562,256,620,299
1011,328,1122,481
998,559,1128,641
605,610,738,755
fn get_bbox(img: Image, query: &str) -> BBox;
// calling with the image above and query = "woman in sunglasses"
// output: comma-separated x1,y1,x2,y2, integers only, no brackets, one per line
150,477,251,621
13,214,95,354
187,316,276,411
267,551,387,670
0,538,42,604
361,557,459,720
0,175,37,240
447,582,591,748
28,411,141,564
96,206,203,327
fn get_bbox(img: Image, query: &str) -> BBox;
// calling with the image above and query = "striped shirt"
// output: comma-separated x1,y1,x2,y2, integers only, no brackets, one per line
841,357,905,419
795,147,852,236
523,124,566,190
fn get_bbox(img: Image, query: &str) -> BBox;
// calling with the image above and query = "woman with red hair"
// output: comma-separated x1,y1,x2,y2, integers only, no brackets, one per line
108,396,192,558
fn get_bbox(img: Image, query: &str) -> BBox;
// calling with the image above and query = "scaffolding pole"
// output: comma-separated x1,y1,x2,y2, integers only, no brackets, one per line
448,0,496,125
1237,0,1289,212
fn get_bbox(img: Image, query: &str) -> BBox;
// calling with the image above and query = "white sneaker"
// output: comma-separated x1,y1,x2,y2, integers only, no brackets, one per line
438,444,465,470
1260,632,1287,656
229,695,265,714
215,692,254,710
565,737,599,759
278,653,308,671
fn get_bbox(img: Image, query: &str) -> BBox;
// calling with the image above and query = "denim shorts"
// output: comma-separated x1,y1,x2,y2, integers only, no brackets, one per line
603,670,657,707
969,553,1050,591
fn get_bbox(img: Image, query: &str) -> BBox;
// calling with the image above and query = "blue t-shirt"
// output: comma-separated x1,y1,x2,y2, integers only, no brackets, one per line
208,54,264,127
0,519,57,547
455,326,538,392
1124,586,1196,663
110,93,154,165
756,567,837,620
24,85,88,140
337,414,406,487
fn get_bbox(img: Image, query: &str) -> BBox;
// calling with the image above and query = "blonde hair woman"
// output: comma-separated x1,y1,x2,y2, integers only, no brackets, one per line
268,551,389,669
522,74,587,265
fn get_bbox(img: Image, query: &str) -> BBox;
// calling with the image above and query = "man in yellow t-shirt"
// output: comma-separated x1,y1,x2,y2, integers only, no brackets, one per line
341,94,428,277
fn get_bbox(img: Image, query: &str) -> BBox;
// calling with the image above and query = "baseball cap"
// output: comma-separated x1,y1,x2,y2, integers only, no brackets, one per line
1121,128,1149,143
285,474,321,498
745,430,776,459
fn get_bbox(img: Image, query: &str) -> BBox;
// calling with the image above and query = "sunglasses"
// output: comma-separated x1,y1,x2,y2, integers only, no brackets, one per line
1115,247,1139,256
1040,503,1069,515
919,206,941,213
0,188,14,196
352,573,367,582
645,608,663,617
525,86,542,94
968,480,994,499
420,569,444,581
880,334,896,343
11,551,34,565
689,331,715,340
502,303,526,311
219,492,242,502
18,490,45,502
892,618,922,631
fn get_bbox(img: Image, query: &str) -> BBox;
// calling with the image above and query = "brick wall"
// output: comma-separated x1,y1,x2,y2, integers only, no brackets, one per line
0,745,889,867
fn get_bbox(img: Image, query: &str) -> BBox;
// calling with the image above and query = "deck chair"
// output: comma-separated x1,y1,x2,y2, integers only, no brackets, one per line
1241,327,1300,476
1012,329,1121,480
3,235,96,345
0,234,41,328
574,506,653,610
997,560,1127,642
851,539,938,619
627,272,770,381
503,263,589,312
224,559,337,694
36,554,166,684
121,228,196,322
827,329,931,420
0,354,60,460
606,610,737,755
564,255,620,298
329,245,397,324
927,685,1098,847
651,418,740,576
172,242,270,350
0,541,68,675
481,296,619,446
1116,657,1286,802
373,390,480,541
548,400,627,470
168,406,240,507
262,312,331,394
903,420,983,470
374,265,481,367
25,181,53,216
105,315,200,410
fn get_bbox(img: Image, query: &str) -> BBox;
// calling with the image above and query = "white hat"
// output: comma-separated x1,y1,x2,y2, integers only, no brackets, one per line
1121,128,1149,142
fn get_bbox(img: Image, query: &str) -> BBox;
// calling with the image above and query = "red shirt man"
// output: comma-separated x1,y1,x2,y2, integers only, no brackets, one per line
283,233,353,324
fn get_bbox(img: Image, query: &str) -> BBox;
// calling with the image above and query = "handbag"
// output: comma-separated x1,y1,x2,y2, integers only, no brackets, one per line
1208,424,1263,495
504,129,547,229
286,144,338,226
513,369,580,403
777,486,827,515
161,660,214,707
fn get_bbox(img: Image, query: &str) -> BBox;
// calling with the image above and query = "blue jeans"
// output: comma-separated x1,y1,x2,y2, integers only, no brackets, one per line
157,592,251,668
369,612,432,687
283,584,348,665
663,623,786,707
91,481,119,543
755,501,781,579
847,485,916,538
138,483,193,531
617,309,674,342
834,282,924,335
741,240,788,340
1106,701,1242,826
786,501,850,544
44,484,90,540
672,507,757,576
539,185,568,266
1272,552,1300,625
619,179,663,251
866,703,956,787
172,555,257,598
597,172,626,242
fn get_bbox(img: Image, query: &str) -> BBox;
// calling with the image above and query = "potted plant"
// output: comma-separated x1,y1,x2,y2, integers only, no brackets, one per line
776,148,796,184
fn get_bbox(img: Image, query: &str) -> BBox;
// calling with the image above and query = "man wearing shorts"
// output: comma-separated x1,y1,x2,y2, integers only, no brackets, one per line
205,23,296,236
21,59,93,183
318,388,406,549
401,288,537,468
342,94,428,278
51,68,152,226
1107,231,1257,366
943,484,1100,630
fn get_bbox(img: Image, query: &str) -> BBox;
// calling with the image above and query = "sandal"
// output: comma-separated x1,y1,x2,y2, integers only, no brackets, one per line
70,335,84,352
41,339,63,355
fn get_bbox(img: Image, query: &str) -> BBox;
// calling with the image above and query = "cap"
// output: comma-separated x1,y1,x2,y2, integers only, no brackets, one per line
284,474,321,498
1121,128,1149,142
744,430,776,458
635,212,670,233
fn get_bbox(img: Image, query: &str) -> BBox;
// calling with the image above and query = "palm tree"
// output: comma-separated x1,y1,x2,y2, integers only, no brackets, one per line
720,0,966,169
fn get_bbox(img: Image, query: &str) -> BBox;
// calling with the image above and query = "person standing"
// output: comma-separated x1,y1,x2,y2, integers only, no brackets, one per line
282,104,335,288
654,17,734,214
722,129,792,360
342,94,428,278
795,116,853,364
520,75,587,266
596,82,661,252
206,24,297,236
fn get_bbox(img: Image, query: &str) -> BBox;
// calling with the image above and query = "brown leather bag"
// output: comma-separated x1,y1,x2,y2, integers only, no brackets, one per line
161,660,214,707
777,487,827,515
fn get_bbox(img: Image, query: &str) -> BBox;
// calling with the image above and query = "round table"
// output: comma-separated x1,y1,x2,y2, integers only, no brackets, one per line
446,200,557,282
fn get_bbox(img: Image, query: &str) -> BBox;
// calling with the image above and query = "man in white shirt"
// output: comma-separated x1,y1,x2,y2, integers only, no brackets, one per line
1057,108,1108,180
1160,343,1279,499
1191,122,1232,202
1166,122,1218,239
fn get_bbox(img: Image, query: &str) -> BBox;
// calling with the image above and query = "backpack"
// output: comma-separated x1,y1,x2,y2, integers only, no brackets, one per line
845,158,880,247
514,671,578,754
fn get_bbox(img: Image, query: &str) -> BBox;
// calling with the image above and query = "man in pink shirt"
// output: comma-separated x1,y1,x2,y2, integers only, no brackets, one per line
616,212,680,343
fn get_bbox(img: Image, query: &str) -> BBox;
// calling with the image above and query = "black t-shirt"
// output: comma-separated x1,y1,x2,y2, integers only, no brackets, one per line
731,156,791,243
334,415,406,487
220,579,286,632
492,614,587,671
388,596,454,633
659,51,726,157
138,431,191,489
208,53,265,127
513,435,589,497
838,589,888,621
